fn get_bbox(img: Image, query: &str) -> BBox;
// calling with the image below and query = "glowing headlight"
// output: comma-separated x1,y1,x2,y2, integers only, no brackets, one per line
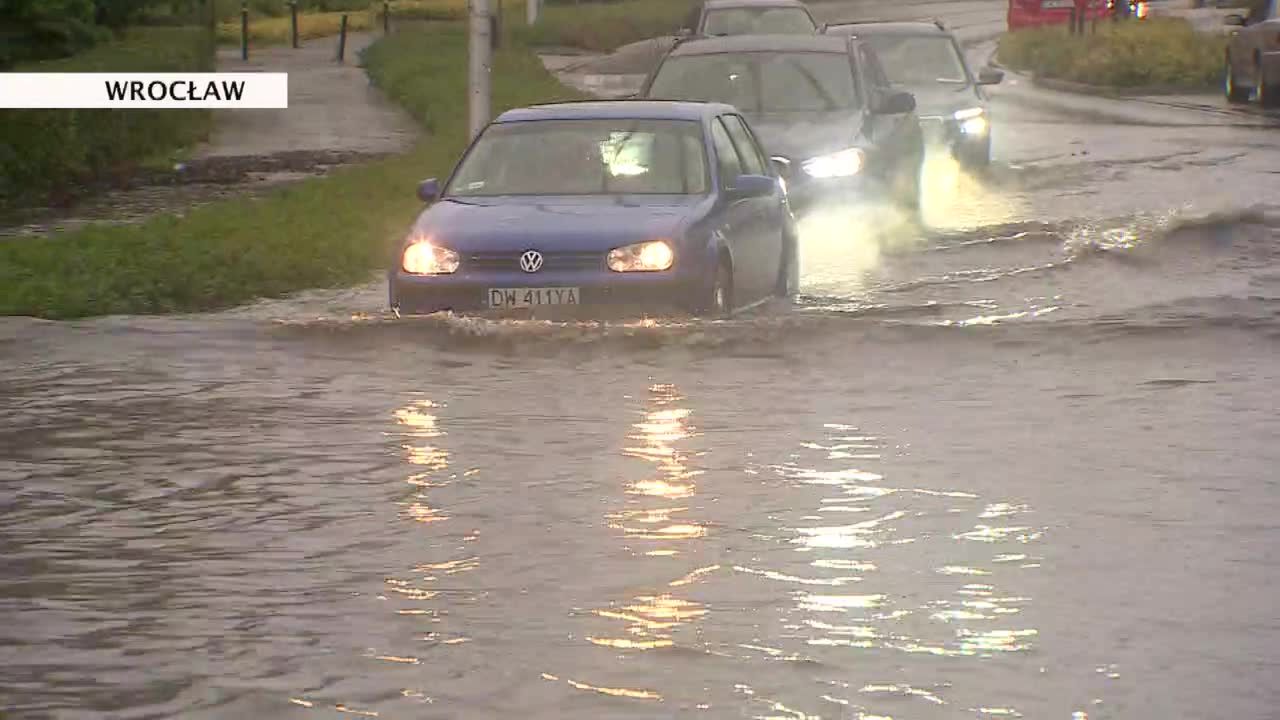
954,107,988,136
801,148,865,178
402,238,460,274
607,240,674,272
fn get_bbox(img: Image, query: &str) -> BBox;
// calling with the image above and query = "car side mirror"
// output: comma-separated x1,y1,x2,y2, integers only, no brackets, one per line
417,178,440,203
874,90,916,115
729,174,777,199
977,66,1004,85
769,155,792,179
1223,13,1245,26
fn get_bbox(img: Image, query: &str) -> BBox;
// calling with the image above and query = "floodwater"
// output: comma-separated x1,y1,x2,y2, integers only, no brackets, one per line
3,95,1280,720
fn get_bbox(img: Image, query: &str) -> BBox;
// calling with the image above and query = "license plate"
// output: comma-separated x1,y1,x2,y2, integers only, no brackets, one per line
488,287,580,308
1042,0,1074,7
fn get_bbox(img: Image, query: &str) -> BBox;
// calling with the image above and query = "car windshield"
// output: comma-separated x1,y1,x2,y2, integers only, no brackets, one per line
703,7,816,35
860,35,968,85
648,52,859,113
445,119,710,196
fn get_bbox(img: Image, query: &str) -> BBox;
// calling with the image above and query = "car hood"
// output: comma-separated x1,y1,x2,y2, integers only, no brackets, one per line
410,196,701,253
900,84,983,118
743,110,866,163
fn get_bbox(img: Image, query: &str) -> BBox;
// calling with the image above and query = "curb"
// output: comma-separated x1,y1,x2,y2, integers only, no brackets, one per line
1028,75,1216,98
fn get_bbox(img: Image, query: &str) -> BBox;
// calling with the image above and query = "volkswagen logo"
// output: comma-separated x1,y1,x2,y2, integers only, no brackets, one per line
519,250,544,273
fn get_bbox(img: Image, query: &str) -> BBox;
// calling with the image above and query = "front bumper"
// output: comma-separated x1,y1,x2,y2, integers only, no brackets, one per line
390,268,702,317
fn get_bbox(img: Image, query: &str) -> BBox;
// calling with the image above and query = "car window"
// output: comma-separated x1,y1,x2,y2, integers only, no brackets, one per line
861,35,968,85
709,118,745,185
649,52,860,113
702,7,816,35
446,119,710,196
721,114,767,175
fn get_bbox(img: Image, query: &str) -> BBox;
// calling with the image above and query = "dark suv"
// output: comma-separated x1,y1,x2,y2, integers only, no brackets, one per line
641,34,923,214
823,20,1004,168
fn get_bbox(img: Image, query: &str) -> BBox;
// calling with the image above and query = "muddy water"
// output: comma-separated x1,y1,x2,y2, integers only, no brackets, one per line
3,105,1280,719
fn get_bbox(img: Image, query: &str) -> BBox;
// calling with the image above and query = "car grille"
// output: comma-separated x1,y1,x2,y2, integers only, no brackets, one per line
918,116,954,143
465,251,603,271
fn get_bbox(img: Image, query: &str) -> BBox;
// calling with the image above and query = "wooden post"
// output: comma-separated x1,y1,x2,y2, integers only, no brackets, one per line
240,2,249,60
383,0,391,34
336,14,348,62
290,1,299,47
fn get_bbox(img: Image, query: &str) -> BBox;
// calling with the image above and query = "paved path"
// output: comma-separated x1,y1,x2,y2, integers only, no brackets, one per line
198,32,418,159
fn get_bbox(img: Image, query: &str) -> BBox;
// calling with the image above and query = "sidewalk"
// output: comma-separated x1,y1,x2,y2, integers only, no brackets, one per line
199,32,417,159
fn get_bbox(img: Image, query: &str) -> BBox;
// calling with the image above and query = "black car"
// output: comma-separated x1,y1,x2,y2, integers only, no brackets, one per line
823,20,1004,168
641,34,924,214
680,0,819,37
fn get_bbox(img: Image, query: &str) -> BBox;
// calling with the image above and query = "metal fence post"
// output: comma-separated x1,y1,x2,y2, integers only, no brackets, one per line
241,1,249,60
384,0,391,34
336,14,348,62
290,1,299,47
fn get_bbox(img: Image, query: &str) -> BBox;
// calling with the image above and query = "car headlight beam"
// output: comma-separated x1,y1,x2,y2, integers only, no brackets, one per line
801,148,866,178
402,238,460,275
607,240,674,273
954,107,989,136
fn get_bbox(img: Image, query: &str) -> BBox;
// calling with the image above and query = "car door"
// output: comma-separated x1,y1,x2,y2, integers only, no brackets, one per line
709,116,767,301
855,43,920,180
721,113,784,294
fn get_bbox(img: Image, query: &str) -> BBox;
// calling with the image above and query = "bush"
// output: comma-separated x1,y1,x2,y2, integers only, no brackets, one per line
0,21,581,318
0,26,215,211
997,17,1226,89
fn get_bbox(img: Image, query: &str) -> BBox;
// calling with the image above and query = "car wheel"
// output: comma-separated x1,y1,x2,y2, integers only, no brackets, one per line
1225,54,1250,103
1259,59,1280,109
700,259,732,319
958,135,992,170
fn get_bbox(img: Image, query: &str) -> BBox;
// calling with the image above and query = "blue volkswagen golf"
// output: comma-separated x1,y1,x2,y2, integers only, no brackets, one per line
390,100,798,318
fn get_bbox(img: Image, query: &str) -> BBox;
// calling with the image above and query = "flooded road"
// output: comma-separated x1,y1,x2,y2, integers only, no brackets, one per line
4,75,1280,719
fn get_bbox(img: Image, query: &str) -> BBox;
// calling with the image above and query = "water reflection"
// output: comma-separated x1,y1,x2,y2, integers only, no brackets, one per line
572,383,712,697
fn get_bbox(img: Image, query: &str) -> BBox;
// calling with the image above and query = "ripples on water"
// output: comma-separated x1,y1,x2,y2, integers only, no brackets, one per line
2,204,1279,719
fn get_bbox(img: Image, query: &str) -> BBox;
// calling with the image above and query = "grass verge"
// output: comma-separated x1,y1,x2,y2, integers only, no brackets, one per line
216,0,468,45
997,17,1225,89
0,21,581,319
0,26,215,212
219,0,693,49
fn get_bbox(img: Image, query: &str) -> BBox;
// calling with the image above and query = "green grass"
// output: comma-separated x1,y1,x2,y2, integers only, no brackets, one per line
218,0,693,49
0,21,582,319
515,0,694,51
997,17,1226,89
0,26,215,211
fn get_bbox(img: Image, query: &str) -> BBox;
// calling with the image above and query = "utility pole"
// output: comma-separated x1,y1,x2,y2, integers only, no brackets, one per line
469,0,492,141
526,0,538,25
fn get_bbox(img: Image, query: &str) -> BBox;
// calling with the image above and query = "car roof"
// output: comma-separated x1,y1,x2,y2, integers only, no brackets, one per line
494,100,736,123
824,20,950,37
668,33,851,56
703,0,810,9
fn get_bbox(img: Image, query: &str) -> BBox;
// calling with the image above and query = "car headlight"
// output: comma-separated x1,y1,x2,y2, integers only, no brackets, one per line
801,148,865,178
607,240,674,272
402,237,460,275
954,107,989,136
